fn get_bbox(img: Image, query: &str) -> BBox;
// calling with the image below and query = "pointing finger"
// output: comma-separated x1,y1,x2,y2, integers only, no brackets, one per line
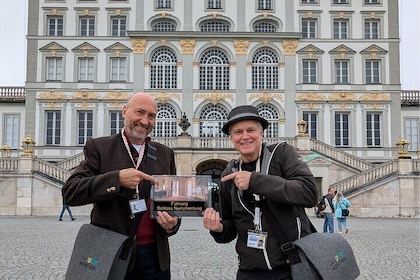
221,172,238,182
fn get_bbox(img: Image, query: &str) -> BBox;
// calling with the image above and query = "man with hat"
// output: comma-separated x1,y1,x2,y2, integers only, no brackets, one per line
203,105,318,280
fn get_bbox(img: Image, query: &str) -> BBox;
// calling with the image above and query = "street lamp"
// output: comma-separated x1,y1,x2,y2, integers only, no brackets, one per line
395,137,411,159
21,135,36,157
0,144,12,158
297,119,308,136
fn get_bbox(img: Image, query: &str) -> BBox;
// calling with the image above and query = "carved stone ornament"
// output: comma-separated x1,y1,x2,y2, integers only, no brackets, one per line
194,92,235,106
360,92,390,101
234,40,249,55
104,91,131,100
180,39,196,54
150,92,181,104
38,91,66,99
73,90,98,100
283,40,298,56
296,92,324,101
249,92,283,104
131,39,147,54
329,91,355,101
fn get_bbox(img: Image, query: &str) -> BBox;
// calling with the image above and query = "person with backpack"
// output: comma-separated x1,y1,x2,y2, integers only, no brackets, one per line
202,105,318,279
334,191,351,233
321,187,335,233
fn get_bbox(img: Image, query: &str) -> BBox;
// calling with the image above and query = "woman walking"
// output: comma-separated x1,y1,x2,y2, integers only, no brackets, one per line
333,191,351,233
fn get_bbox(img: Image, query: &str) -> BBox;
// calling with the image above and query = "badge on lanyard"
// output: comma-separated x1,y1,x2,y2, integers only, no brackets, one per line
129,198,147,215
247,230,268,250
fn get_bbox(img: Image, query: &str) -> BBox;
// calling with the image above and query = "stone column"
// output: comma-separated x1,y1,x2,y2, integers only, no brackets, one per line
16,157,34,215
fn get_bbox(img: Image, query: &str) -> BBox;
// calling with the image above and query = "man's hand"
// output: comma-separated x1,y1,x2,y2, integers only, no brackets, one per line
221,171,252,190
156,211,178,233
119,168,157,189
203,208,223,233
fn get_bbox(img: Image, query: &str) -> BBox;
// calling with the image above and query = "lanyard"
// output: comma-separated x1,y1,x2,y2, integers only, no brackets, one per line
239,155,262,231
121,128,145,196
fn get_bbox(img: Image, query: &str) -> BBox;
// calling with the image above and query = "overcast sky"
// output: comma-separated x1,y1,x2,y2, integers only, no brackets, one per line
0,0,419,89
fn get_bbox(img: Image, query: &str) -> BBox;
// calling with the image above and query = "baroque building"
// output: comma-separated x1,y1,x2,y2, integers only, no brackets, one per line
0,0,419,216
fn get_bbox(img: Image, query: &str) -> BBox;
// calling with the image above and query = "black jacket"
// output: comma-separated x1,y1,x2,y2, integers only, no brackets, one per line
210,142,318,271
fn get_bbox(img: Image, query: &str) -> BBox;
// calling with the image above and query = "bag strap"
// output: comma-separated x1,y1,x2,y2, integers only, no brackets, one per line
119,142,157,260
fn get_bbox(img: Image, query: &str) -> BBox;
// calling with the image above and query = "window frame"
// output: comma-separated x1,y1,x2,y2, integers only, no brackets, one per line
47,15,64,36
366,112,382,147
45,110,62,145
77,110,93,146
3,114,20,149
334,112,350,147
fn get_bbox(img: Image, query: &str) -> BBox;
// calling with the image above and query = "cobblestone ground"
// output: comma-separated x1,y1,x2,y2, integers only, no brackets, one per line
0,215,418,280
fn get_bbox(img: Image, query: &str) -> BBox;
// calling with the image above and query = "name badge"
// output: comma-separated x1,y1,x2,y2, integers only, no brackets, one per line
129,198,147,215
247,230,268,250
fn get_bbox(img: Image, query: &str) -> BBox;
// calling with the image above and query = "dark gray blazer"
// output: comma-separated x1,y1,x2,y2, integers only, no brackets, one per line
63,133,179,271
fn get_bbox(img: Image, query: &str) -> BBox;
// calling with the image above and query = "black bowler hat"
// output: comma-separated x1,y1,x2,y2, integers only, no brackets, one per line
222,105,269,135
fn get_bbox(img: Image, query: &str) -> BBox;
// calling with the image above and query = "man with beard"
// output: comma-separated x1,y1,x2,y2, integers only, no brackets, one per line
63,92,181,279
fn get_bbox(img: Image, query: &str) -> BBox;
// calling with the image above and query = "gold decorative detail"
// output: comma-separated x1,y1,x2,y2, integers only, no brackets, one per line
193,61,199,67
307,12,312,18
234,40,249,55
360,92,390,101
161,12,167,17
104,91,131,100
38,90,66,99
51,50,56,57
262,13,268,18
180,39,195,54
177,61,183,67
212,12,218,18
339,12,344,18
329,91,355,101
249,92,283,104
371,53,377,59
116,9,121,15
150,92,181,104
160,40,166,46
144,62,151,67
73,90,98,99
108,102,123,109
370,12,376,19
194,92,235,106
279,62,285,68
263,40,269,46
308,53,313,59
363,104,385,110
296,92,324,101
230,62,236,67
131,39,147,54
211,40,217,46
283,40,298,56
52,8,57,15
115,50,121,57
84,9,89,15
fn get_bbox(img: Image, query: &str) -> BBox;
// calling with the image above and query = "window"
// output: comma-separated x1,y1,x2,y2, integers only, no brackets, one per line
302,19,317,38
366,113,381,147
333,19,348,39
78,57,94,81
253,22,277,32
333,0,348,3
335,113,349,146
257,0,272,10
257,104,279,138
334,60,349,84
80,16,95,36
156,0,172,9
3,114,19,149
364,19,379,39
301,0,317,3
405,118,419,151
303,112,318,139
208,0,222,9
110,57,126,82
48,15,63,36
110,111,124,135
151,104,177,137
46,57,62,81
365,60,380,84
252,48,279,90
302,59,317,84
199,48,230,90
200,21,230,32
46,111,61,145
150,47,177,89
77,111,93,145
152,21,176,31
365,0,379,3
111,16,126,36
199,105,229,137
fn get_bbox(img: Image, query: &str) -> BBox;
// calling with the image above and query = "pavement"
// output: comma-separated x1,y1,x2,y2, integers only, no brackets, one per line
0,215,419,280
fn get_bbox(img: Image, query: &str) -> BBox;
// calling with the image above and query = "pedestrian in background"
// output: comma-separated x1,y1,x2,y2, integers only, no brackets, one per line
334,191,351,233
58,202,75,221
322,187,335,233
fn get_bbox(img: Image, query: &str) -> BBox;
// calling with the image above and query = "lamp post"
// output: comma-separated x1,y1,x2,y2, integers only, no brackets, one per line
178,112,191,136
395,137,411,159
0,144,12,158
21,135,36,157
297,119,308,136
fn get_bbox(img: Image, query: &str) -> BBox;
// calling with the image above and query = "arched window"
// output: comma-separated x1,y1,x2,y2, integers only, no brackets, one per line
252,48,279,90
200,20,230,32
150,47,177,89
199,104,229,137
152,21,176,32
257,104,279,137
199,48,230,90
253,22,277,32
151,103,177,137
